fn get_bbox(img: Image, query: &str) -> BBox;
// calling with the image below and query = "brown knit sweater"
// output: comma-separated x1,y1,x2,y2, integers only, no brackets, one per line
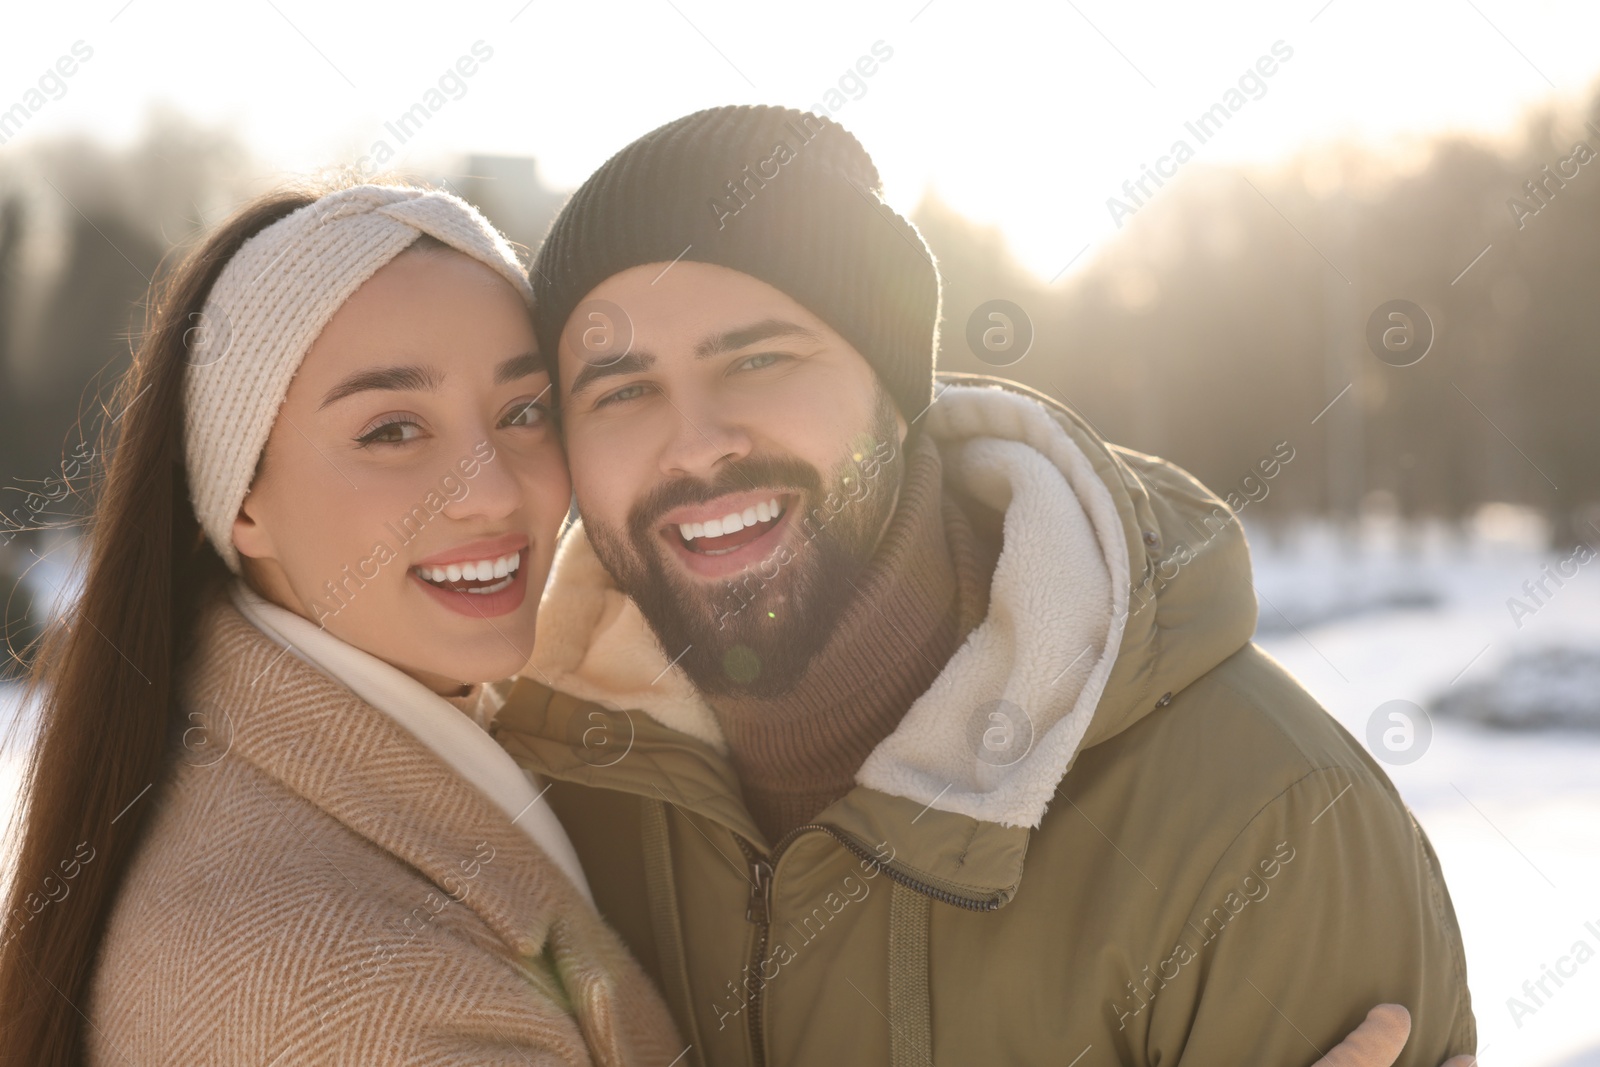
709,432,1000,843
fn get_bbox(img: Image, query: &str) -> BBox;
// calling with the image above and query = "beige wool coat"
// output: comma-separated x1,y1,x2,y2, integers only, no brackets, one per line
87,596,684,1065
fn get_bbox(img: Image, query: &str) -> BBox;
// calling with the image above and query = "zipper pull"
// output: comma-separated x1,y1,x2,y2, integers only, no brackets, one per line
746,859,772,925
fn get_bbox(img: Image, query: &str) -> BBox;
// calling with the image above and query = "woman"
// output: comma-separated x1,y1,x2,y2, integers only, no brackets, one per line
0,181,681,1064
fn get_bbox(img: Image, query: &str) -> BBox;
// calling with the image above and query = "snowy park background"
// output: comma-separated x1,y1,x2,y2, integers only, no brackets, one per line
5,2,1600,1060
5,507,1600,1065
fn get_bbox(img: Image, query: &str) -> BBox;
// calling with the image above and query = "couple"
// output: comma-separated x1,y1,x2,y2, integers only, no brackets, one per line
0,106,1475,1065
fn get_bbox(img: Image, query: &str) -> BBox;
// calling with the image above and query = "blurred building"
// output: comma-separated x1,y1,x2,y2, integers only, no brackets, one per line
451,154,567,262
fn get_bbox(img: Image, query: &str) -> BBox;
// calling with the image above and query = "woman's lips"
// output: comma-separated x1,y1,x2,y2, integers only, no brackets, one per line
409,545,531,619
409,562,529,618
412,532,528,568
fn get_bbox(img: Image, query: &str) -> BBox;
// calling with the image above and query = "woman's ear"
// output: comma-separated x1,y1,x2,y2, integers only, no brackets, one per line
231,484,301,613
231,488,276,564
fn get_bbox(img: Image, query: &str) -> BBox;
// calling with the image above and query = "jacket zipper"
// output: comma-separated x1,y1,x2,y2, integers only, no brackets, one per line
734,836,772,1067
735,823,1009,1067
809,826,1011,913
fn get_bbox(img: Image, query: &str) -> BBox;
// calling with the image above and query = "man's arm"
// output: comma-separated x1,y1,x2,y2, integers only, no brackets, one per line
1144,767,1475,1066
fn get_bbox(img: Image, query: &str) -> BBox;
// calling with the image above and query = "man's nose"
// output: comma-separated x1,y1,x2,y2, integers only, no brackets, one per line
658,400,754,479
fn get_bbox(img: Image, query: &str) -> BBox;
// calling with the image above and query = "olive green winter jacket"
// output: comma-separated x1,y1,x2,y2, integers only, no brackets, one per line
494,376,1476,1067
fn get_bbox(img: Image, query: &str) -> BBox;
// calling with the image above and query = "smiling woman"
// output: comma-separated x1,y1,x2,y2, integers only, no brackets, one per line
225,230,568,692
0,181,681,1066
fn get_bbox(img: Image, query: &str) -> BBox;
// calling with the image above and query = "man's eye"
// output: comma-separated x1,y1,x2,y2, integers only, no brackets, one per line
596,382,649,407
356,418,423,447
738,352,789,372
501,399,552,428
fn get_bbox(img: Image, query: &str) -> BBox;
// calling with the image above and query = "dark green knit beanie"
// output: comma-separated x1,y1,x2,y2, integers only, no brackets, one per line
531,104,939,419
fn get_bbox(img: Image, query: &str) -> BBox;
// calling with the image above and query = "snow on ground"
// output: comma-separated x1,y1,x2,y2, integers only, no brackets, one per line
2,514,1597,1062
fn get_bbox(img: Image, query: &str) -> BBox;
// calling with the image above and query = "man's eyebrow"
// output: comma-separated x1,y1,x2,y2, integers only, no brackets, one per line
565,351,657,401
694,318,821,359
318,364,442,409
494,351,547,385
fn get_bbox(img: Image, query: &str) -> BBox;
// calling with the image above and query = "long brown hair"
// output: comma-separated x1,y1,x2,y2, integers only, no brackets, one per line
0,184,328,1065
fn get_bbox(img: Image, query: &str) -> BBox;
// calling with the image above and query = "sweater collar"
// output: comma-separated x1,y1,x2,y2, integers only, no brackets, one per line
706,432,993,841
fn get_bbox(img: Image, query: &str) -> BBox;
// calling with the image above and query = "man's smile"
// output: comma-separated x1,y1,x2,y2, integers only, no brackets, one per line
656,490,799,579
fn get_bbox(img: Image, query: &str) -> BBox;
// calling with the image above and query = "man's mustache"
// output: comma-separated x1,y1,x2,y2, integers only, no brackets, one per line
625,454,824,542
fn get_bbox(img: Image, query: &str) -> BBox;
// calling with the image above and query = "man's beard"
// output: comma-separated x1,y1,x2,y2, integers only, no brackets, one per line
584,388,905,699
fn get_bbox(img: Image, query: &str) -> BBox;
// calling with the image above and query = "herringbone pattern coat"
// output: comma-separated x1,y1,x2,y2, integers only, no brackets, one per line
87,598,683,1065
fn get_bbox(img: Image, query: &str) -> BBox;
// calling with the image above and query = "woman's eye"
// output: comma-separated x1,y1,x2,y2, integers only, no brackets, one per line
501,399,552,428
356,418,423,447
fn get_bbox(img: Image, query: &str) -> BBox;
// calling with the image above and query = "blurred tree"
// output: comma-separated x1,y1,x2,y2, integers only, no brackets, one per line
916,83,1600,542
0,195,20,490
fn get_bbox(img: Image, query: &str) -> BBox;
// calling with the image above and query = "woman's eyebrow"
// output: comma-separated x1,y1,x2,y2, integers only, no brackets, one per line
494,351,546,384
317,353,543,410
318,364,442,409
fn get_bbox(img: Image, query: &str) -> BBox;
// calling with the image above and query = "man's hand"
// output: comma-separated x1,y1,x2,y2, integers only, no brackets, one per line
1313,1005,1477,1067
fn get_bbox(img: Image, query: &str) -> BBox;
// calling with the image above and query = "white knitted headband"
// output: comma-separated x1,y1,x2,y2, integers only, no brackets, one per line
184,184,533,574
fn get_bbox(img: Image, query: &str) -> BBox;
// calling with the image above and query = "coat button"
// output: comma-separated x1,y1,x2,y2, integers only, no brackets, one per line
1142,530,1160,548
1155,691,1173,707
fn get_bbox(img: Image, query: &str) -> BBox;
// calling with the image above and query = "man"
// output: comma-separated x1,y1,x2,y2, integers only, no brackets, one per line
492,105,1476,1067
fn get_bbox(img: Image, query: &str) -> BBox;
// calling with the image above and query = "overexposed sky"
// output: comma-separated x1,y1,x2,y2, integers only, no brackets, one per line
3,0,1598,280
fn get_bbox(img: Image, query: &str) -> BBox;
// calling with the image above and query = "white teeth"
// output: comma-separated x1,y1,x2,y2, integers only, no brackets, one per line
677,498,789,543
419,552,521,588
